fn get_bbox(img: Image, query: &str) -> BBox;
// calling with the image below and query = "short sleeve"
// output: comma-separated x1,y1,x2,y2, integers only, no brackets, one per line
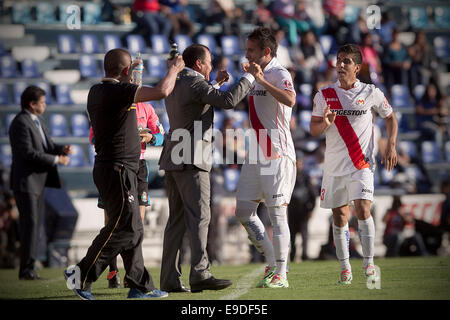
312,91,327,118
372,87,393,119
273,68,296,93
119,82,140,108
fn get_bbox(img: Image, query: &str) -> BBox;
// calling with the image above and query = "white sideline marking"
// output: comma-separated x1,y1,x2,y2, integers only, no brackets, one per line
220,265,265,300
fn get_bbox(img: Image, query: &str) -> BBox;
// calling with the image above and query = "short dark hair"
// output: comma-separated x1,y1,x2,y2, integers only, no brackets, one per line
104,48,131,77
337,44,363,65
247,27,278,58
182,44,210,69
21,85,46,110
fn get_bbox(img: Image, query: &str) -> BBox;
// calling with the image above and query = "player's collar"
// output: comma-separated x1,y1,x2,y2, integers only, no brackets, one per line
263,57,279,72
337,79,360,90
101,78,120,83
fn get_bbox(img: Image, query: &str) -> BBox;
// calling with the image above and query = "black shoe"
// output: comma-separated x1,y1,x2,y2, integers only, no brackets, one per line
191,276,232,293
165,285,191,293
19,270,40,280
107,270,121,288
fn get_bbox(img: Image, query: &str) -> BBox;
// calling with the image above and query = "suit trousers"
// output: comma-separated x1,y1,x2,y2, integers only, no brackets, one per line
160,167,212,290
77,163,154,292
14,191,45,277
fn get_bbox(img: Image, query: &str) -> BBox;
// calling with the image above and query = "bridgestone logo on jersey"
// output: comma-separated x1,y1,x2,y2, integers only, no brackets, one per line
331,109,369,116
250,89,267,96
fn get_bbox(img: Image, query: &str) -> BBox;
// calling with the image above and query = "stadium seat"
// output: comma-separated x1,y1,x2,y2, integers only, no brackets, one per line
150,34,170,54
0,83,10,105
214,110,224,131
5,113,16,135
81,34,101,54
55,84,73,105
49,114,68,137
103,34,122,52
299,110,312,131
174,34,192,53
405,165,423,183
435,6,450,29
71,114,89,137
413,84,426,102
445,141,450,161
319,35,336,56
79,55,99,78
399,140,418,159
126,34,146,55
58,3,73,24
1,55,18,78
12,2,31,24
224,167,240,192
433,36,450,60
147,55,167,79
391,84,412,108
88,144,96,165
36,2,56,24
409,7,429,29
83,3,101,25
13,82,27,105
35,81,52,104
220,35,242,57
230,110,247,128
297,83,313,109
150,99,165,114
67,144,86,167
197,34,218,55
21,59,39,78
421,141,440,163
381,167,398,184
0,144,12,168
344,5,360,24
58,34,77,54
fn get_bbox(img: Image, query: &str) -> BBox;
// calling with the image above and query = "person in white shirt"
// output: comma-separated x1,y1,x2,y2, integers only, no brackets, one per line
235,27,296,288
310,44,398,285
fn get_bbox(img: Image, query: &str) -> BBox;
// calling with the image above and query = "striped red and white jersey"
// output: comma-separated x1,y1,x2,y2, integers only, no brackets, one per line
248,57,296,163
312,80,393,176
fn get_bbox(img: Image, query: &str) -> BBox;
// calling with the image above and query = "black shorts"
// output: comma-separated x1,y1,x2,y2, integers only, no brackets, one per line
98,159,150,209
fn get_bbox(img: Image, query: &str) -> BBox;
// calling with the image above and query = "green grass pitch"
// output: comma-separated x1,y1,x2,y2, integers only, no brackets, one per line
0,256,449,300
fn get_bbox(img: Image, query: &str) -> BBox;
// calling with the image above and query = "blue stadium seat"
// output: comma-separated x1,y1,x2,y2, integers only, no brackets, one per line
413,84,426,102
421,141,441,163
12,2,31,24
0,144,12,168
88,144,96,166
224,168,240,192
230,110,247,128
299,110,312,131
0,83,10,105
319,35,336,56
396,112,411,133
58,3,73,25
391,84,412,108
174,34,192,53
1,55,18,78
213,110,224,131
445,141,450,161
150,34,170,54
21,59,39,78
197,34,218,55
5,113,16,135
71,114,89,137
127,35,146,55
399,141,418,159
13,82,27,105
49,114,68,137
147,55,167,79
36,2,56,24
35,81,52,104
104,34,122,52
55,84,73,105
409,7,429,29
58,34,77,54
433,36,450,59
381,167,398,185
150,100,165,114
220,35,242,56
79,55,99,78
297,83,313,109
81,34,101,54
67,144,87,167
83,3,101,25
161,111,170,133
405,165,423,183
435,6,450,29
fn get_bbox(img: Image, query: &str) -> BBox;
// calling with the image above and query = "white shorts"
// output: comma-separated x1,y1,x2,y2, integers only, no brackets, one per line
236,156,296,207
320,168,374,209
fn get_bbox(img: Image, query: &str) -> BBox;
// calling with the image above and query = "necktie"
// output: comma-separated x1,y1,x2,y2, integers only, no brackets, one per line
34,118,48,149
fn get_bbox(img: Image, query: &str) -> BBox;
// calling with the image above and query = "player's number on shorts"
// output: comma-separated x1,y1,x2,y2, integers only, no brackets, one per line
66,5,81,30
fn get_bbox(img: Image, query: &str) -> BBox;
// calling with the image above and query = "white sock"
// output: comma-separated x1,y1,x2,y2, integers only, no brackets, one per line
235,201,275,267
358,216,375,268
332,223,351,271
269,206,290,279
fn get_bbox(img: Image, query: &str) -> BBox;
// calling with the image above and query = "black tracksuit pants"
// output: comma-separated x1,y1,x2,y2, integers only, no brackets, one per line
77,163,154,292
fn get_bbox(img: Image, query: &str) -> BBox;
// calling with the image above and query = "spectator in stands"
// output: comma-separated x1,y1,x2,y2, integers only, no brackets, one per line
0,191,19,268
359,33,383,85
159,0,195,39
253,0,278,30
203,0,243,38
131,0,172,44
273,0,310,46
383,196,428,257
408,30,438,93
275,28,294,70
415,80,448,147
294,30,324,84
375,11,396,46
322,0,349,46
314,58,337,91
288,151,316,261
383,28,411,92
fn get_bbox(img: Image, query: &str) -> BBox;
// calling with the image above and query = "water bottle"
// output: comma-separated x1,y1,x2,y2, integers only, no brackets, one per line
132,52,143,86
168,43,179,60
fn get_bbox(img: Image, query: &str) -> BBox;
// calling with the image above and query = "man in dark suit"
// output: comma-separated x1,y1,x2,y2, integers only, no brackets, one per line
9,85,72,280
159,44,261,292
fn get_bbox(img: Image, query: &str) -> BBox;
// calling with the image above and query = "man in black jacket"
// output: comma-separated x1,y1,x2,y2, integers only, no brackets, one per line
9,85,72,280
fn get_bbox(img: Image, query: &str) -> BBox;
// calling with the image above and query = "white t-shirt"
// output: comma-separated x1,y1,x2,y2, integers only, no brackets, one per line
312,80,393,176
248,57,296,163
